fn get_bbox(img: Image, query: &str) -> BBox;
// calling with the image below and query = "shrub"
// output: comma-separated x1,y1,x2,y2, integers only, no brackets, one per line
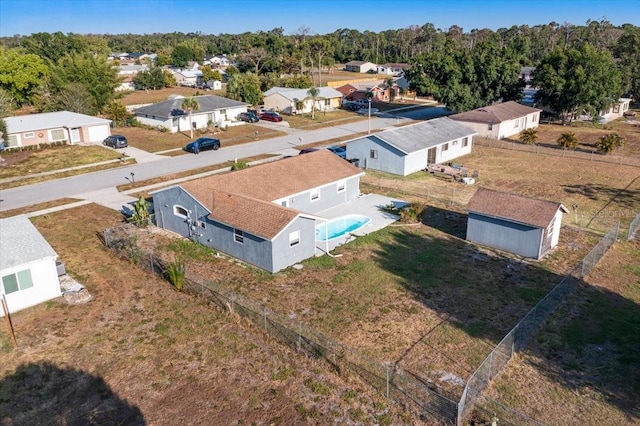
557,132,579,150
595,133,625,153
519,128,538,145
229,159,249,171
166,258,186,291
399,202,424,223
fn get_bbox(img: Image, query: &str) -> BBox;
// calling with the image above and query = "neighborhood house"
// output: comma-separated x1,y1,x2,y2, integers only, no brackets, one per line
1,216,62,317
449,101,542,139
345,117,477,176
466,187,569,260
262,86,343,115
4,111,112,148
376,63,410,76
151,151,365,273
344,60,378,73
133,95,249,133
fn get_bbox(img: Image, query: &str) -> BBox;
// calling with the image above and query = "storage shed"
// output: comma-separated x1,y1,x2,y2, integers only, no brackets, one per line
466,188,569,259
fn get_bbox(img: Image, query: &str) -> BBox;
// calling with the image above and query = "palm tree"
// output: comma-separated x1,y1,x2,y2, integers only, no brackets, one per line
385,78,395,102
306,87,320,119
181,97,200,138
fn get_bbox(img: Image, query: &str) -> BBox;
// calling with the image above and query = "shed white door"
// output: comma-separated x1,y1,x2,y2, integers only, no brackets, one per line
87,125,110,143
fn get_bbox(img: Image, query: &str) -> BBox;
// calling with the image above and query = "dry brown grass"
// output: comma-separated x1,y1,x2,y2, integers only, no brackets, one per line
0,198,83,219
115,125,287,153
0,204,416,425
120,86,226,106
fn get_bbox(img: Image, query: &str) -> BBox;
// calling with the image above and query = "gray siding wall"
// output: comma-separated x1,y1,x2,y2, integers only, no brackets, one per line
284,176,361,214
346,137,406,175
466,213,543,259
271,217,317,272
153,187,321,273
153,187,210,238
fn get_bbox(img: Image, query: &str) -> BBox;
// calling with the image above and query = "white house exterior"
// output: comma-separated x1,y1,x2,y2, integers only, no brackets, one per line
262,87,343,115
376,63,410,76
1,216,62,317
449,101,542,139
344,61,377,73
345,117,477,176
466,187,569,260
600,98,632,122
133,95,249,133
4,111,112,148
172,69,203,87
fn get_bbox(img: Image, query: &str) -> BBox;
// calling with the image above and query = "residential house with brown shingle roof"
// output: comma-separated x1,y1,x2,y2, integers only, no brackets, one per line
151,151,364,272
449,101,542,139
466,187,569,259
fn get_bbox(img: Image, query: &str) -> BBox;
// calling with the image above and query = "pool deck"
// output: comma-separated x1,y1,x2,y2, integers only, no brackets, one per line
314,193,408,255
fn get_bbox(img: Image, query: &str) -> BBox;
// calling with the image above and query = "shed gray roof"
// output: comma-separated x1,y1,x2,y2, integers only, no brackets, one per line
0,216,57,271
5,112,111,134
365,117,477,154
263,86,343,100
133,95,248,119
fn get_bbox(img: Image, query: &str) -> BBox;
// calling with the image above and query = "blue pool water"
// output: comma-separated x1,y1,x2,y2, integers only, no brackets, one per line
315,214,371,241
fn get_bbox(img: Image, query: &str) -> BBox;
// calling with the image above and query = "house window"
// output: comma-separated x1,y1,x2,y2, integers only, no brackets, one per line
462,137,469,147
199,221,206,229
442,143,449,152
289,230,300,247
488,124,493,131
7,135,18,147
173,205,188,219
50,129,65,141
337,180,346,192
2,269,34,295
370,149,378,159
234,229,244,243
310,188,320,201
173,118,179,126
532,114,537,123
613,104,620,113
547,221,555,237
514,120,520,128
24,132,35,139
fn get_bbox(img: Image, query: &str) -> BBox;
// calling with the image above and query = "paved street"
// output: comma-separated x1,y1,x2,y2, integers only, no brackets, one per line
0,112,427,212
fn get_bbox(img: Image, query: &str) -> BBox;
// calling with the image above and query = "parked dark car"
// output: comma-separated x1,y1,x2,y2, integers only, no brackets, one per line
259,111,283,122
327,145,347,159
103,134,128,148
299,148,320,155
343,102,363,111
238,112,260,123
183,137,220,154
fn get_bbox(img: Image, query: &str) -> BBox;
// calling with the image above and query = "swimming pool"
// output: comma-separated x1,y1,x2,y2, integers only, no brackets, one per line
315,214,371,241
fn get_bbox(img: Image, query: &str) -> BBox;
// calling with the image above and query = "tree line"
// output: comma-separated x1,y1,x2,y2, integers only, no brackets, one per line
0,20,637,125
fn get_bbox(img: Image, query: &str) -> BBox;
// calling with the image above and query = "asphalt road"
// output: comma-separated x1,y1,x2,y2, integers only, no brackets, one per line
1,112,437,212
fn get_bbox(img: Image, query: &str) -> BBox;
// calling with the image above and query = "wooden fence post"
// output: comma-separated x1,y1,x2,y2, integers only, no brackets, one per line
2,296,17,349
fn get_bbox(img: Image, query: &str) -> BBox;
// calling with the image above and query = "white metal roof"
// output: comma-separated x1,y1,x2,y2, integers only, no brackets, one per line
5,111,111,134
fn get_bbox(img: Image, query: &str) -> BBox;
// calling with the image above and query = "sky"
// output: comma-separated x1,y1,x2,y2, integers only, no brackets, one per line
0,0,637,37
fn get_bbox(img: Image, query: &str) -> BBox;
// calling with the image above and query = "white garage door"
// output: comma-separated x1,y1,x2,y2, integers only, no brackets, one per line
87,125,111,143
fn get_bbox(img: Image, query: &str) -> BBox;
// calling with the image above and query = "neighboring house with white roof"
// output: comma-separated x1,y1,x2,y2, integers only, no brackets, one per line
4,111,112,148
262,86,344,115
1,216,62,317
344,60,377,73
151,150,364,273
345,117,477,176
449,101,542,139
466,187,569,259
132,95,249,132
171,68,203,87
376,63,410,76
117,64,149,91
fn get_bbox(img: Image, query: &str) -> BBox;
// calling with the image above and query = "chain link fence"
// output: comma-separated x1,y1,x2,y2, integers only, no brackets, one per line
475,138,640,167
103,224,459,424
457,221,620,424
628,213,640,241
